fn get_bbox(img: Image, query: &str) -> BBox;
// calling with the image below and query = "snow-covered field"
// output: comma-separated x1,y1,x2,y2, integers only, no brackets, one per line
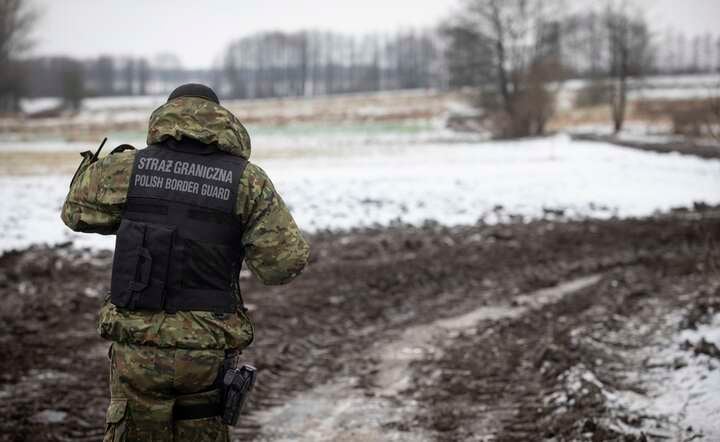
1,134,718,254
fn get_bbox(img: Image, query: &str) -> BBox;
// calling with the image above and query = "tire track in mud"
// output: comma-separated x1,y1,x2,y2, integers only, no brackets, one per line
407,272,720,440
244,275,602,441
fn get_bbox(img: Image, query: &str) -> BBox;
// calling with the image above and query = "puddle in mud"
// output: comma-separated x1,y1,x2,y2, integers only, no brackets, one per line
0,369,78,403
253,274,602,441
254,379,426,442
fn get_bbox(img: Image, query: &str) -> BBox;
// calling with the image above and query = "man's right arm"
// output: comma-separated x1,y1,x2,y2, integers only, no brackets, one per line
61,150,135,234
238,163,310,285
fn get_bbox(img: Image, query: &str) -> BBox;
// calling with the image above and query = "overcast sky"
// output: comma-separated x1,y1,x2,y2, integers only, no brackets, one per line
29,0,720,69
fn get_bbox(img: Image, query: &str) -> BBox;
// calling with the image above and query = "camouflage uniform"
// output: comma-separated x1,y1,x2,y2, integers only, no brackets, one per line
62,96,310,441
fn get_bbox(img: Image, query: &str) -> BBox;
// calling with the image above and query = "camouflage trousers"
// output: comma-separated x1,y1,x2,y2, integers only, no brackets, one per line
104,342,229,442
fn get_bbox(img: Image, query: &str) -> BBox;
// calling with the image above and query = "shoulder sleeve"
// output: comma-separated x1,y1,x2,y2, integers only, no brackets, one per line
237,162,310,285
61,150,135,234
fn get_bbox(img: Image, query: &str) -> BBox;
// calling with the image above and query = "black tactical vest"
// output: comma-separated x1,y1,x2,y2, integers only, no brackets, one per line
110,139,248,314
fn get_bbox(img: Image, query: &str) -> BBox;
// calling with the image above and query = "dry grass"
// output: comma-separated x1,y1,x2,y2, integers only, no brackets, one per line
0,90,468,142
0,88,716,142
0,151,80,176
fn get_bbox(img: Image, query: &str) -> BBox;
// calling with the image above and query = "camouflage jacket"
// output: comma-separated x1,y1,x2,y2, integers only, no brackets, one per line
61,97,310,350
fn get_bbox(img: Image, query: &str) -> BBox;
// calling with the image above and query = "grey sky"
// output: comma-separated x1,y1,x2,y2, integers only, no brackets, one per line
29,0,720,69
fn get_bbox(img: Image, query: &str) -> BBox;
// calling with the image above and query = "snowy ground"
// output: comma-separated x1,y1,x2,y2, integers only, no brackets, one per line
0,133,719,254
548,300,720,440
557,73,720,109
620,316,720,438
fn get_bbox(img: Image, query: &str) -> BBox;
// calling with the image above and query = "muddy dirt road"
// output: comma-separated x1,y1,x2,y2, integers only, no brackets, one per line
1,210,719,441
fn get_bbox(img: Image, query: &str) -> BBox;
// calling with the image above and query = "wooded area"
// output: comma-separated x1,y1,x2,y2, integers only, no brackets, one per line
222,30,443,99
1,0,719,137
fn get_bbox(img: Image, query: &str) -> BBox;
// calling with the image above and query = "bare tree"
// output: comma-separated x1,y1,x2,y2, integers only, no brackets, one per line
0,0,36,112
676,33,688,72
137,58,149,96
61,58,84,111
297,32,308,96
443,0,566,137
443,24,491,88
691,35,702,73
660,30,677,73
94,56,115,96
702,33,713,73
708,82,720,143
154,52,183,93
604,5,652,133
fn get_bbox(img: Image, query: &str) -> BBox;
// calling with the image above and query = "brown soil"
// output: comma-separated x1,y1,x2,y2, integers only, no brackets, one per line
1,210,719,441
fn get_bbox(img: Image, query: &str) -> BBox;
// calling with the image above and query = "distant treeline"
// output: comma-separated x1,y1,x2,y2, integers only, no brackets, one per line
16,30,444,102
222,30,443,99
19,55,219,99
14,27,720,104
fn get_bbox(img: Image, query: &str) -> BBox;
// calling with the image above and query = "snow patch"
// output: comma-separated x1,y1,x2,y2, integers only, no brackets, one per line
554,313,720,440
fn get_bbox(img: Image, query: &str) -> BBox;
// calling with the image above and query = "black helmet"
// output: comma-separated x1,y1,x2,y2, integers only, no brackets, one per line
167,83,219,104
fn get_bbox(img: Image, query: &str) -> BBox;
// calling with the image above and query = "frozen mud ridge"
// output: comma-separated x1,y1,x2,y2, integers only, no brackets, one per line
251,275,602,441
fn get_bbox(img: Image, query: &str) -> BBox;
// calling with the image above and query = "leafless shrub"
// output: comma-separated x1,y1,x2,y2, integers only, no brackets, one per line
574,81,612,108
671,103,710,137
566,3,653,133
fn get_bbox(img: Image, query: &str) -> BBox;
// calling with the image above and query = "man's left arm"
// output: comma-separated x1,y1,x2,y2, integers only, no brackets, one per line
61,150,135,234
